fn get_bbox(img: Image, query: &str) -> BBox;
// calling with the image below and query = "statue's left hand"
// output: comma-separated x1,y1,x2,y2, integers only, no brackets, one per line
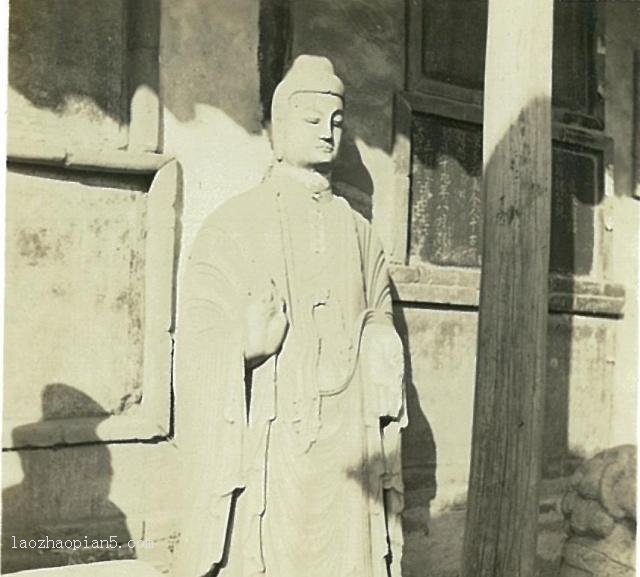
361,323,405,421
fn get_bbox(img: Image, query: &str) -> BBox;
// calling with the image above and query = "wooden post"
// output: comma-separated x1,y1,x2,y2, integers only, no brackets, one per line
461,1,554,576
634,50,640,199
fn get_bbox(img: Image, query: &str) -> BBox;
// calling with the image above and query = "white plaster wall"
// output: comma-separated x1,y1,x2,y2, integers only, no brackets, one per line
159,0,273,257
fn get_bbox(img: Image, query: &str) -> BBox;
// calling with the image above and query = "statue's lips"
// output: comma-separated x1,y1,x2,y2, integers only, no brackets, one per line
316,145,334,153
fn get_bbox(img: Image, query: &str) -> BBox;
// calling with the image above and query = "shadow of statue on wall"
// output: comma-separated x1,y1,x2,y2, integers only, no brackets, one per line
391,283,439,572
2,384,135,574
333,130,375,221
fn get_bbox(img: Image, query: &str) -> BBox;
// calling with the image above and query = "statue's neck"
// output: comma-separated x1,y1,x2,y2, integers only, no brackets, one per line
272,161,333,199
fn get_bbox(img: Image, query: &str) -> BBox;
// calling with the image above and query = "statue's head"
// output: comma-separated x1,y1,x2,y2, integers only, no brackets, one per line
271,55,345,171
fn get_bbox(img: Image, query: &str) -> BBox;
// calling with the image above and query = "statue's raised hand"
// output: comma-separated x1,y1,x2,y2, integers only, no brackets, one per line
243,280,289,368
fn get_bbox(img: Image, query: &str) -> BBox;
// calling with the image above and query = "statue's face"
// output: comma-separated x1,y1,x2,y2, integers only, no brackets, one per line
280,92,344,169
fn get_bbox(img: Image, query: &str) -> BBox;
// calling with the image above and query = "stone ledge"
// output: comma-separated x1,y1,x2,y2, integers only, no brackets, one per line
390,265,625,317
11,560,162,577
6,144,173,175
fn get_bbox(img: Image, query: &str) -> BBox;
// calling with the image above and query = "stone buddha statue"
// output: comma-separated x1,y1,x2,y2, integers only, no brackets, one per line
173,55,406,577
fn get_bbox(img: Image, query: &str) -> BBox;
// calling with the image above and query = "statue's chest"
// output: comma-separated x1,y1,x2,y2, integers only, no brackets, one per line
247,198,365,322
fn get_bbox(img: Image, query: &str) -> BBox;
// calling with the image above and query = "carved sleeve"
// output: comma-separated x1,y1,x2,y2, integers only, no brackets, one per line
356,216,408,577
172,223,248,577
363,222,395,325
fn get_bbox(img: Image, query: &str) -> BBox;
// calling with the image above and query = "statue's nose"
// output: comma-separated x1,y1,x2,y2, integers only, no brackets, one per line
319,121,333,141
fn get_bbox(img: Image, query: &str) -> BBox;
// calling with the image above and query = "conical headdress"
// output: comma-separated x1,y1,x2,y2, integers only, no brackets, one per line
271,55,344,161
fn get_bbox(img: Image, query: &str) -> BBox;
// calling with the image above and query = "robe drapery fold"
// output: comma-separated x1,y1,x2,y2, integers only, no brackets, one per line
173,173,407,577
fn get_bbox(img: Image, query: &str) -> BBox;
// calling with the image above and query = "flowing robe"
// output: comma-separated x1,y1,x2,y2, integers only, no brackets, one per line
172,170,407,577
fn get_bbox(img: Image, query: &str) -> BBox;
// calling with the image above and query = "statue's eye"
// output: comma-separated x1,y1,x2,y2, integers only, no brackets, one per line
305,117,321,125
